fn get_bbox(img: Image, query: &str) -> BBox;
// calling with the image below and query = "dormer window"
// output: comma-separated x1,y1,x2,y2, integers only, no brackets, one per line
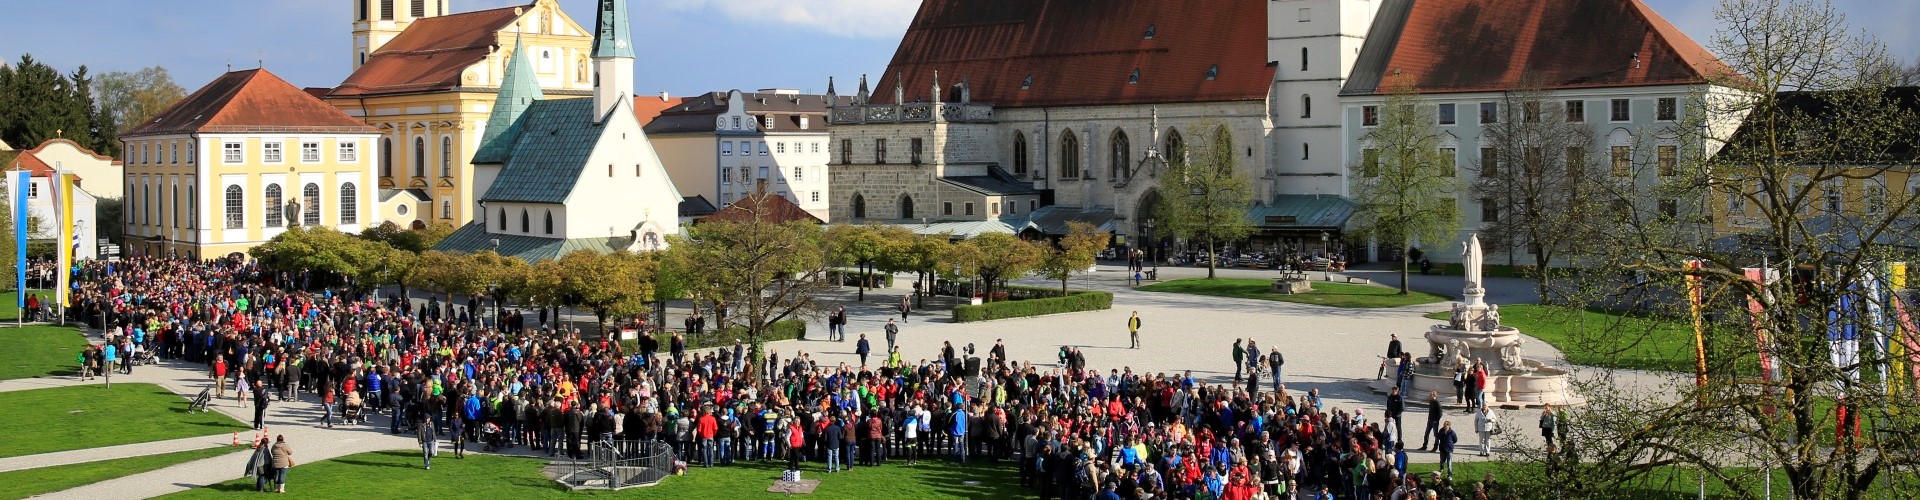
1021,75,1033,90
1144,24,1156,39
1128,69,1140,84
1205,65,1218,81
764,115,775,129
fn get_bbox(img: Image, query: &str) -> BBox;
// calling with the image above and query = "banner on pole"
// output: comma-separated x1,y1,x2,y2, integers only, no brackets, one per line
9,171,27,310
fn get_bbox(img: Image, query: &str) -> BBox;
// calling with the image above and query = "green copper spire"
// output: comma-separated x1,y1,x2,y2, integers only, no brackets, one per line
480,34,544,152
591,0,634,59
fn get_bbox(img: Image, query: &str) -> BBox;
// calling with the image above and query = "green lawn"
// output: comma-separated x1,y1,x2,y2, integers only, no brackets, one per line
0,290,53,321
0,383,244,458
1408,460,1914,499
0,325,89,380
1140,278,1448,308
165,450,1024,499
1423,304,1697,372
0,446,244,499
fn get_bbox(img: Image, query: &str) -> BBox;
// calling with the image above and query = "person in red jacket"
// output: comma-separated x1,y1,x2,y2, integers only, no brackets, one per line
786,418,805,472
697,408,719,467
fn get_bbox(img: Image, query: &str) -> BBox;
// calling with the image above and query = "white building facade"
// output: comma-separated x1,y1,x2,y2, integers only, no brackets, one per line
648,89,836,222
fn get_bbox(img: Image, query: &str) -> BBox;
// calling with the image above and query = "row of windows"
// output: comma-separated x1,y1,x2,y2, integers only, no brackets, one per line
214,182,357,230
128,181,198,230
719,191,822,206
847,193,1037,219
377,136,453,178
131,141,197,166
1362,97,1680,127
218,141,359,165
721,166,816,184
841,128,1199,185
1357,144,1681,178
721,141,822,156
496,207,557,235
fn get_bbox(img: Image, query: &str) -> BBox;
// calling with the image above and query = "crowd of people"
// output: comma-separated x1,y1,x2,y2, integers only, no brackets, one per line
61,255,1506,499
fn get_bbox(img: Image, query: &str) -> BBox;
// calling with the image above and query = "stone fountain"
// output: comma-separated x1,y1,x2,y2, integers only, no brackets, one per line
1370,234,1580,407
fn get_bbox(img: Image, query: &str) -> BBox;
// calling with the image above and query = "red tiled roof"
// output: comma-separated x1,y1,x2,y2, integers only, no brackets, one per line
872,0,1275,108
1344,0,1738,95
8,151,82,180
632,95,685,127
302,87,333,100
327,4,527,97
699,192,824,225
123,69,378,136
25,138,115,162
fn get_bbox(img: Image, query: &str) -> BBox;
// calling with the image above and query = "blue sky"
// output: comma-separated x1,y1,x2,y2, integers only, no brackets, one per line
3,0,1915,96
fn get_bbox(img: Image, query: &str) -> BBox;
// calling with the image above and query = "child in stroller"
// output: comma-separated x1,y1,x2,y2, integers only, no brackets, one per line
481,422,505,451
343,390,365,425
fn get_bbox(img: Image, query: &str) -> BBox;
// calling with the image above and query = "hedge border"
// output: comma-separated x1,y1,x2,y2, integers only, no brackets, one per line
952,289,1113,322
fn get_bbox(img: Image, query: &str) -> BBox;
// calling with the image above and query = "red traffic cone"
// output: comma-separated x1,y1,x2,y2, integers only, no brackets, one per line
231,432,240,446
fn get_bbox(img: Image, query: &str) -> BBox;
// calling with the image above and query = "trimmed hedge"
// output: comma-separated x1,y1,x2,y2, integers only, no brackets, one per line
830,269,896,288
952,289,1112,322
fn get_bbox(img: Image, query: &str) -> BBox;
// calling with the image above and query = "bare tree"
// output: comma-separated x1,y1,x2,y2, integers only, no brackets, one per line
1349,85,1463,294
1473,81,1611,303
1539,1,1920,498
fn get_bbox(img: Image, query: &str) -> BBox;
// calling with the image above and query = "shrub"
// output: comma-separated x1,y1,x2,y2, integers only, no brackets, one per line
952,290,1112,322
830,269,895,288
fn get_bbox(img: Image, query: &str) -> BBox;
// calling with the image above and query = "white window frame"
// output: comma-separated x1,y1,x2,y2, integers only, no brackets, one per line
301,141,322,163
759,142,769,156
1437,103,1456,125
263,142,284,163
187,142,196,165
776,142,786,154
1610,99,1631,122
810,191,820,202
338,141,358,163
721,167,732,184
223,142,244,164
793,167,804,182
722,141,733,156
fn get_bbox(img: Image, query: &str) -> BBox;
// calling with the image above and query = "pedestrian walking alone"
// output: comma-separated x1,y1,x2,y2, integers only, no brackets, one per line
417,413,439,469
1474,406,1498,456
884,319,899,352
1127,311,1142,349
856,334,871,367
899,294,911,321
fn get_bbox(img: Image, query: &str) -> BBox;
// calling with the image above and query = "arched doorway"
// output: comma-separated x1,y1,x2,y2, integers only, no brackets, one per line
851,192,867,219
1134,189,1165,266
898,194,915,219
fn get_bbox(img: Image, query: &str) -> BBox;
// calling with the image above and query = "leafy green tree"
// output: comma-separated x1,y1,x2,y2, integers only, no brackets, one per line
550,250,653,335
359,220,455,253
248,226,382,286
665,208,834,346
954,232,1042,301
1037,222,1109,293
93,198,122,245
826,223,894,300
896,233,952,306
1348,85,1462,294
91,66,184,143
1154,124,1257,278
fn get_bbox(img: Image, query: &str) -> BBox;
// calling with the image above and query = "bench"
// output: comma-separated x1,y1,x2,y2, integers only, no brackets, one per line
1343,276,1371,285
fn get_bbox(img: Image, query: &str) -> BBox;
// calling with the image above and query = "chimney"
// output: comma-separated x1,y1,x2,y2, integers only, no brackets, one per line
659,91,670,101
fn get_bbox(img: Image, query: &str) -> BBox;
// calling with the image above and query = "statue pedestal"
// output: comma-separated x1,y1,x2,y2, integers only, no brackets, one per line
1369,299,1582,408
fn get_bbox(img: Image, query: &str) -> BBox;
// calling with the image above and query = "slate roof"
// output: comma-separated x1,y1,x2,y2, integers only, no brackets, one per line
871,0,1274,108
378,188,431,202
472,98,605,204
328,5,528,97
643,91,843,135
1245,195,1358,229
479,34,544,153
1343,0,1736,96
433,221,630,262
124,69,376,136
1010,206,1118,235
699,192,824,225
678,195,717,217
938,165,1039,196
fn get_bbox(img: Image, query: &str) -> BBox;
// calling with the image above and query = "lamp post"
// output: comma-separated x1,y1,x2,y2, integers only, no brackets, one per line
1320,231,1331,281
1145,218,1157,274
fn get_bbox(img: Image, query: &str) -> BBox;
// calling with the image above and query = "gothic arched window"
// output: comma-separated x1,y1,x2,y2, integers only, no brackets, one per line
498,208,507,230
520,209,530,233
543,210,553,235
1060,130,1081,179
1110,129,1130,180
1013,131,1029,176
898,195,915,219
1165,128,1185,166
851,193,866,219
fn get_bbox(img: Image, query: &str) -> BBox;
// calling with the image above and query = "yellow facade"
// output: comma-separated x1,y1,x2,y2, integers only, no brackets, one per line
1712,167,1918,237
121,133,382,259
327,3,594,227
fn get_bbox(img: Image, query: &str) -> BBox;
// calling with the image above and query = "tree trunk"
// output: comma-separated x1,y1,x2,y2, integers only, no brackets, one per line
1534,252,1552,305
856,262,867,301
1206,234,1218,279
1396,236,1412,294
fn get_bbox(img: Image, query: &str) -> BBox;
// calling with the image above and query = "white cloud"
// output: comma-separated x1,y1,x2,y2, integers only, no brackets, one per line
650,0,918,38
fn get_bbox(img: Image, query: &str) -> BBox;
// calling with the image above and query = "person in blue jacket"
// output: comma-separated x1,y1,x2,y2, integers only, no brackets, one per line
951,404,969,464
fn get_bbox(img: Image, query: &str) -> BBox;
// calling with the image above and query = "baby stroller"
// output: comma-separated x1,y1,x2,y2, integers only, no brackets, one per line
130,348,159,366
481,422,505,451
343,391,366,425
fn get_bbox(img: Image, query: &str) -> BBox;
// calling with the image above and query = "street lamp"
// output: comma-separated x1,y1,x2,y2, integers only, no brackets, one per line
1145,218,1157,274
1320,231,1332,281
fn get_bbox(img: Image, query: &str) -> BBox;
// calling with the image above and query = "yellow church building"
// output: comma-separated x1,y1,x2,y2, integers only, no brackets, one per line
323,0,595,228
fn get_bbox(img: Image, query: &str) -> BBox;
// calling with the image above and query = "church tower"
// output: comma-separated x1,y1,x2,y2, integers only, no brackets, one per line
591,0,634,123
352,0,451,71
